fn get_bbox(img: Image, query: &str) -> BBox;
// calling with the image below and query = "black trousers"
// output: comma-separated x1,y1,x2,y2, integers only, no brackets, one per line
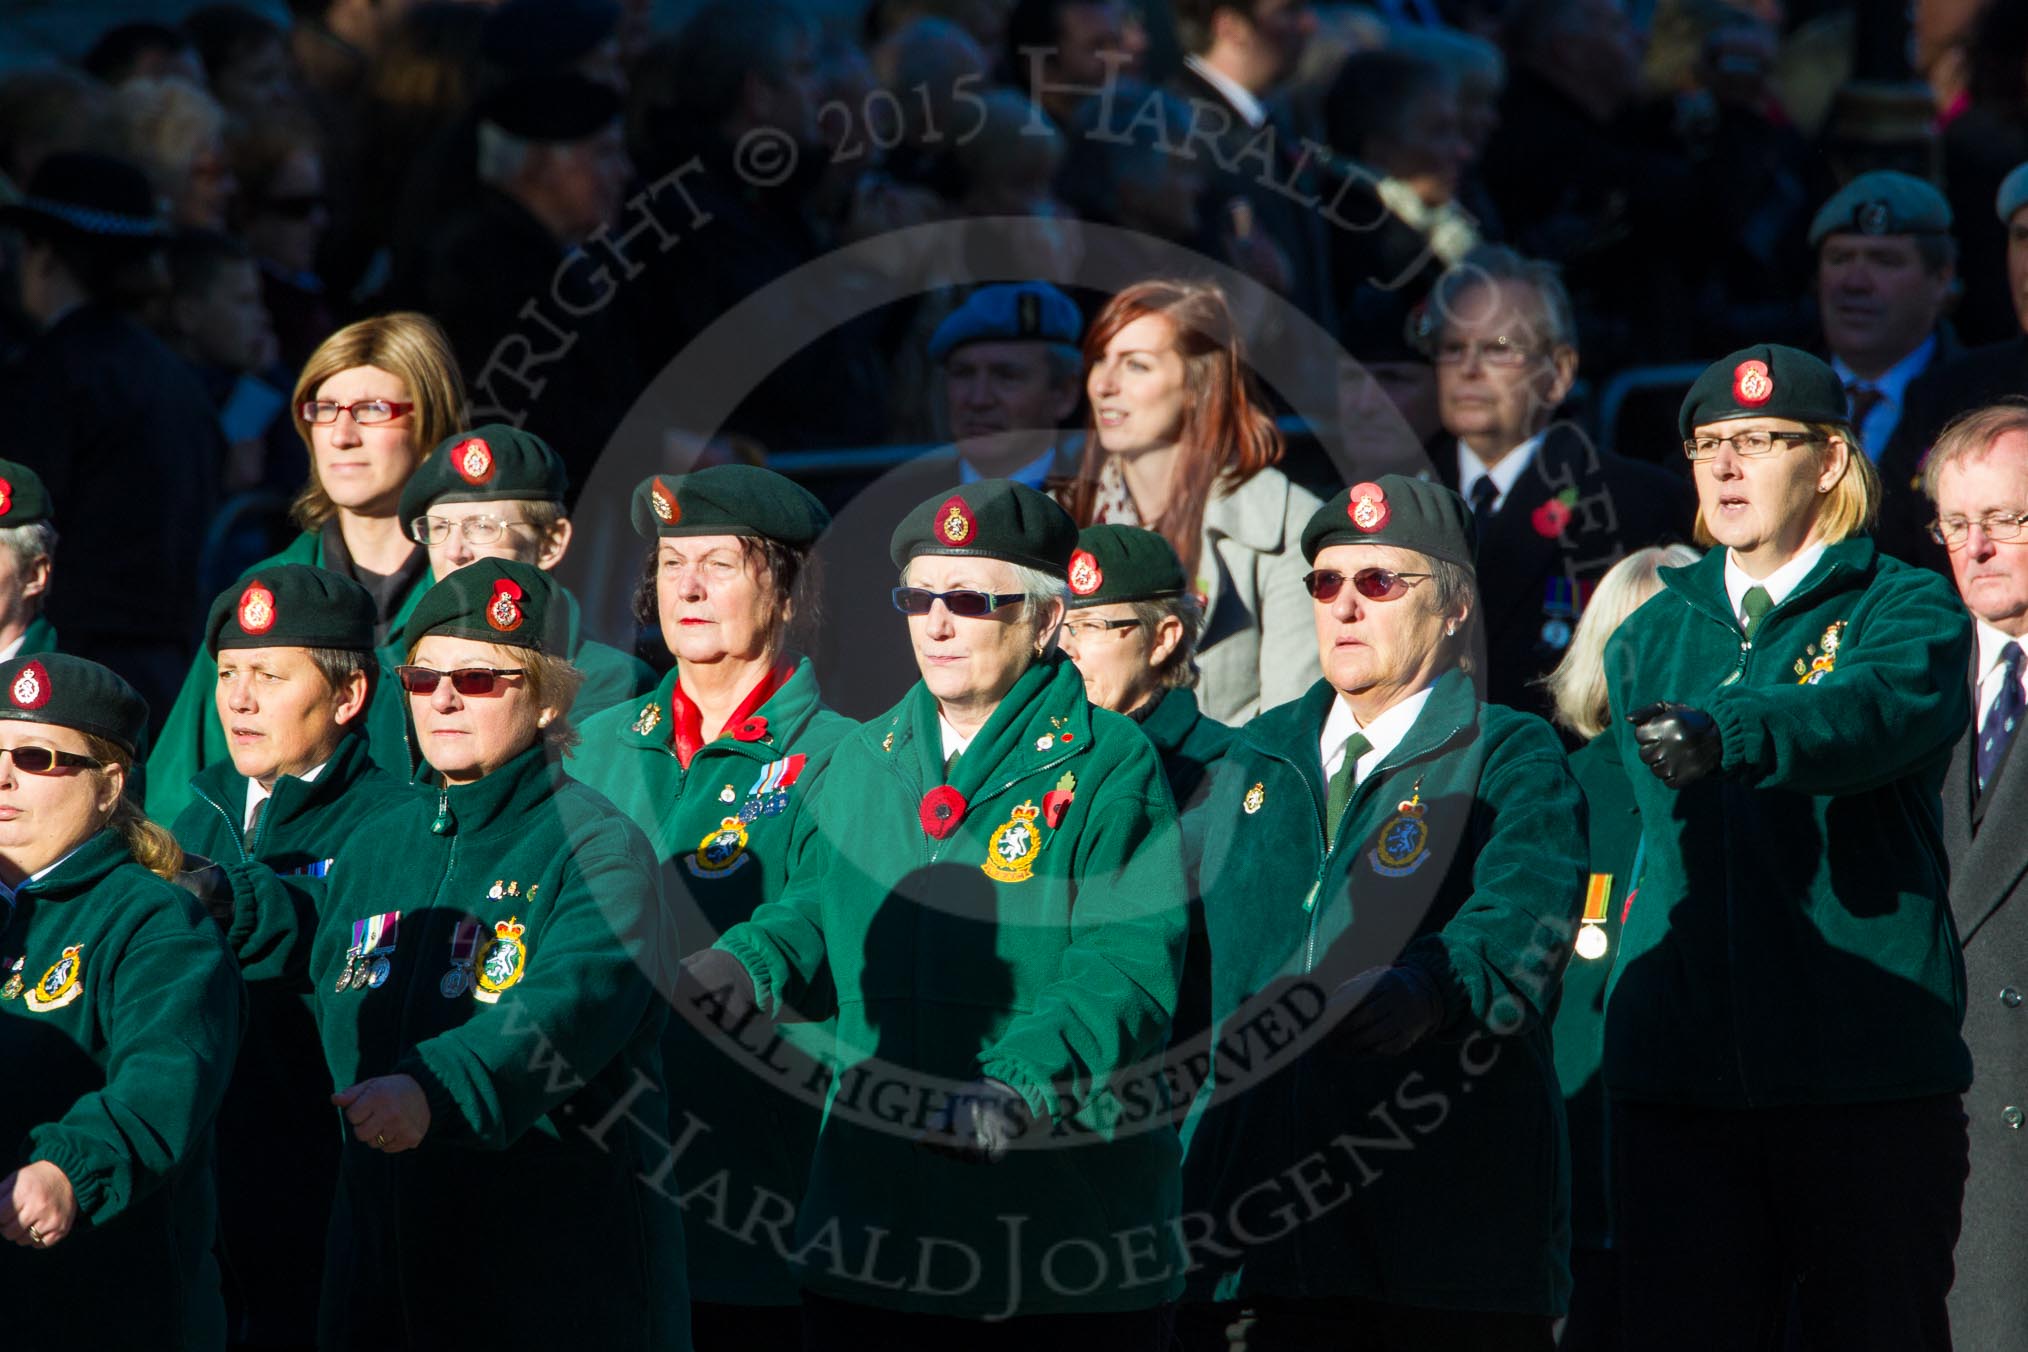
1174,1298,1555,1352
801,1290,1172,1352
1612,1094,1967,1352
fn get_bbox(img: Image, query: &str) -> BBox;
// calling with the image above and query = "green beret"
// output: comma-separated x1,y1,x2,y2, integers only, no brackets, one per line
1303,475,1477,570
205,564,377,656
0,458,53,527
407,559,566,654
1678,343,1849,439
629,464,830,547
1067,525,1186,608
0,652,147,757
1808,170,1952,248
889,479,1078,578
400,424,568,526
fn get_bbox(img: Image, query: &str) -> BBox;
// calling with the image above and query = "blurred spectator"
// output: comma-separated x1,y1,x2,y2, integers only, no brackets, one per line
872,16,990,200
0,152,225,724
230,115,333,371
0,67,116,194
81,21,206,88
182,4,300,125
287,0,410,100
112,77,237,230
1059,82,1205,245
162,229,294,495
1006,0,1149,130
1941,0,2028,346
1393,23,1508,235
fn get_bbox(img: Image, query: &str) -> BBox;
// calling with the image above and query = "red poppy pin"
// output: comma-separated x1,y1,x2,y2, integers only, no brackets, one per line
1347,482,1390,533
1068,550,1103,597
1733,359,1773,407
10,659,50,710
0,476,15,518
455,436,495,485
238,581,278,634
486,578,524,632
1042,770,1076,828
1531,488,1578,539
650,476,680,525
936,495,975,546
920,785,967,839
733,715,769,742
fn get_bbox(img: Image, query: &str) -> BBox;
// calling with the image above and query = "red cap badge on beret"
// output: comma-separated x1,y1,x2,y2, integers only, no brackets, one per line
486,578,524,632
238,582,277,635
1068,550,1103,596
1348,482,1390,533
936,495,975,546
10,660,50,710
0,476,15,519
1733,359,1773,407
454,437,495,486
649,476,680,525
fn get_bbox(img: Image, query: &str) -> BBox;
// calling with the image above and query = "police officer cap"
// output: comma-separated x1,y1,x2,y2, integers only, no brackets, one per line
1808,170,1952,248
630,464,831,547
928,282,1083,363
1998,160,2028,225
890,479,1079,578
401,425,569,527
475,72,621,143
408,558,567,654
1303,475,1477,571
207,564,377,656
1678,343,1849,439
0,151,167,247
0,652,148,757
0,459,54,528
1067,525,1186,608
481,0,620,73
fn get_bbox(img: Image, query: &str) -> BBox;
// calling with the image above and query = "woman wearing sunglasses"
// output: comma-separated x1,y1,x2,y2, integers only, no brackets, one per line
570,464,850,1352
0,653,243,1346
1178,474,1587,1349
686,480,1189,1342
215,559,686,1348
1604,347,1973,1352
147,311,467,823
1060,278,1322,726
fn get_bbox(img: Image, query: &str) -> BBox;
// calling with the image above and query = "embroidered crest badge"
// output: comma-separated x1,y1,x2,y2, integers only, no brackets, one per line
1733,358,1773,406
1368,786,1431,878
1347,482,1390,533
472,917,528,1004
688,817,751,878
10,660,50,710
650,476,680,524
936,495,975,546
982,801,1044,883
1068,550,1103,597
486,578,524,632
454,436,495,485
238,582,277,634
24,944,83,1011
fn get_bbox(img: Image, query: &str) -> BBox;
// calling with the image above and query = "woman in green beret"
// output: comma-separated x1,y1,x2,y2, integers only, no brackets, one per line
219,560,687,1349
1539,543,1698,1351
687,479,1188,1343
0,653,243,1349
570,464,852,1351
1605,346,1972,1351
1178,474,1585,1349
146,311,467,822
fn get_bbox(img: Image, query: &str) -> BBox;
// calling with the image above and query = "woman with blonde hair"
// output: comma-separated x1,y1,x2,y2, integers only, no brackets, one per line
112,75,235,229
146,311,466,819
1063,278,1322,723
1542,540,1699,1351
0,652,243,1346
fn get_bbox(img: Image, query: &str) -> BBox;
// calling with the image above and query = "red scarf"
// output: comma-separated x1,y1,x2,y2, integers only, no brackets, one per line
666,660,794,768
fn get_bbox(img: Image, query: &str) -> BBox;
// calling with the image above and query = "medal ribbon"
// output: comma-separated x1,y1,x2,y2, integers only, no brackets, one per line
666,660,795,768
1582,873,1612,925
449,918,479,960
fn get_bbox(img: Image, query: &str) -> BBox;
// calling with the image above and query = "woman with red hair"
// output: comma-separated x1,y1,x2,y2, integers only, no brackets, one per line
1062,279,1322,723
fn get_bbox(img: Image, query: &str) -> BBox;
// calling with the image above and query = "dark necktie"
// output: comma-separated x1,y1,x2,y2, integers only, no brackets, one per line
945,749,961,783
1469,474,1499,534
1324,733,1372,848
1978,641,2024,796
247,795,268,840
1845,381,1885,432
1741,585,1773,639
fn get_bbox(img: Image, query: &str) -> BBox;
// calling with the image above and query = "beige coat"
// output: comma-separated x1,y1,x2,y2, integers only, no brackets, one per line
1193,465,1324,724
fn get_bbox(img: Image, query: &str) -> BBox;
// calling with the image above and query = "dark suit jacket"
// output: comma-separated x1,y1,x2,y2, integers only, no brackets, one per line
1943,660,2028,1350
1433,423,1695,723
1878,335,2028,571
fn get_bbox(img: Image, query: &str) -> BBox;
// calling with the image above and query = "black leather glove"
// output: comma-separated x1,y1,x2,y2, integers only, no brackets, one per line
914,1079,1035,1165
172,852,236,931
1628,702,1723,789
1329,965,1444,1056
677,948,761,1028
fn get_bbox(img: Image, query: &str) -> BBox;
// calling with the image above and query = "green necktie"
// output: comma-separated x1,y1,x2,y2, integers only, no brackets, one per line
1741,584,1773,638
1324,733,1372,848
945,749,962,782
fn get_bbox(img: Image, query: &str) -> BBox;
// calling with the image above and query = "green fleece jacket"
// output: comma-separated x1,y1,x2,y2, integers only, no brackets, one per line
224,745,688,1349
718,655,1189,1318
1602,536,1973,1107
1181,669,1584,1315
0,830,244,1348
570,656,854,1306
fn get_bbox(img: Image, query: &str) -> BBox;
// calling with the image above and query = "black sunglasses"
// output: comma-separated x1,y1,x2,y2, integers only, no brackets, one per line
0,745,102,774
396,666,527,696
1303,567,1434,603
891,587,1025,617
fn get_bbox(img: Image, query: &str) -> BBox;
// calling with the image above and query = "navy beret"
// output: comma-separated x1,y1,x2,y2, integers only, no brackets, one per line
928,282,1083,362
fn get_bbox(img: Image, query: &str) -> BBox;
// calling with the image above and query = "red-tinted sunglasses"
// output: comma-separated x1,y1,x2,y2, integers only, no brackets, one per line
1303,567,1434,603
396,666,526,696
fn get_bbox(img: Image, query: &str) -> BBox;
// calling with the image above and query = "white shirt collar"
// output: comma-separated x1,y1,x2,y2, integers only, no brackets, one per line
245,759,329,833
0,631,28,665
1831,333,1936,408
0,842,88,908
1723,542,1826,625
937,712,975,767
1320,684,1435,786
1185,54,1268,129
1456,432,1546,516
1977,618,2027,685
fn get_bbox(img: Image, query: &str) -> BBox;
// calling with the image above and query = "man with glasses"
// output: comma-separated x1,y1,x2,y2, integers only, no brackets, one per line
400,424,653,721
1424,246,1691,724
1918,399,2028,1348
